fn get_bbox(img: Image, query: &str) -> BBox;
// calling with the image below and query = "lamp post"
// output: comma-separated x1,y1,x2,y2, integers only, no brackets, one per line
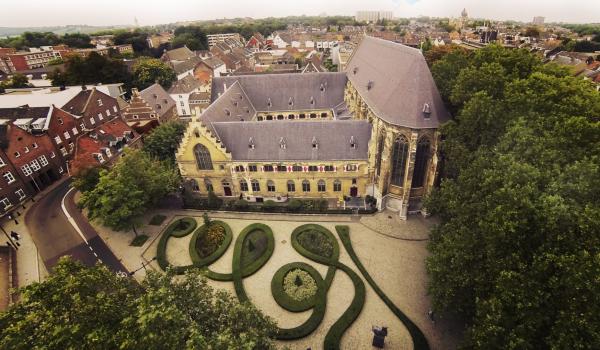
129,256,157,277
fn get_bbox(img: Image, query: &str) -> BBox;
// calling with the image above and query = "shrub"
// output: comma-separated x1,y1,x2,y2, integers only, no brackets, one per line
287,199,303,211
207,190,222,209
262,200,277,211
296,229,334,258
283,269,318,301
317,199,328,211
148,214,167,226
195,223,226,258
130,234,149,246
234,199,249,210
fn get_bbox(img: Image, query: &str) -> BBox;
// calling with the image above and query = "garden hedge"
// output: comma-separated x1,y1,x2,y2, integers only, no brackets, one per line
189,220,233,266
156,217,197,271
335,225,430,350
291,224,339,289
231,223,275,302
271,262,323,312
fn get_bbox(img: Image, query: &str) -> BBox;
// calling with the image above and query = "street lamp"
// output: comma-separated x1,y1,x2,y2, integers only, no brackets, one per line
129,256,157,276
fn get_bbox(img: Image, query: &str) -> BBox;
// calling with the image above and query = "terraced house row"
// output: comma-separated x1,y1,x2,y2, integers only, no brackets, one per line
177,36,449,218
0,87,141,218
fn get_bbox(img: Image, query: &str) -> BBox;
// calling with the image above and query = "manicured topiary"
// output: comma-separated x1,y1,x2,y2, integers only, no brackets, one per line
335,225,429,350
271,262,323,313
234,199,249,210
189,220,233,266
156,217,198,271
231,223,275,302
262,200,277,211
287,199,303,211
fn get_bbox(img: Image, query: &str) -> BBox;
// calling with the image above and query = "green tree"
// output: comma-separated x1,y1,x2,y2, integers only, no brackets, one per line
141,120,186,164
172,26,208,50
426,44,600,349
79,148,180,233
0,257,278,349
49,52,132,87
5,73,30,88
72,166,104,193
132,57,177,90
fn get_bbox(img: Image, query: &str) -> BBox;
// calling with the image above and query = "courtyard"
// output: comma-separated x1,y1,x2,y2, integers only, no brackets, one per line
133,211,460,350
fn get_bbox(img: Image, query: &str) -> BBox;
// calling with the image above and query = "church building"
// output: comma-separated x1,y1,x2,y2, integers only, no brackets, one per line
176,36,449,218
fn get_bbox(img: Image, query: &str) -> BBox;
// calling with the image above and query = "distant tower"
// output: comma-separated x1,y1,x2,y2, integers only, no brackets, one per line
134,17,139,27
460,8,468,29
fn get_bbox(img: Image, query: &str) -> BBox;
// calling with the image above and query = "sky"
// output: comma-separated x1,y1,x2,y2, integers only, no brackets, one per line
0,0,596,27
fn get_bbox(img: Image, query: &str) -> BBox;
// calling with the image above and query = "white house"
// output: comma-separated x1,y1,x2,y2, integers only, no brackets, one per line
168,74,202,117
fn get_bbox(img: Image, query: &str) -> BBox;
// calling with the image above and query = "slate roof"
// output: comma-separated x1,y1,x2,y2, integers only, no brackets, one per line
139,84,176,119
345,36,450,129
200,81,257,131
168,74,202,94
0,106,50,120
211,120,371,161
202,56,225,70
210,72,347,112
162,46,195,62
172,56,202,75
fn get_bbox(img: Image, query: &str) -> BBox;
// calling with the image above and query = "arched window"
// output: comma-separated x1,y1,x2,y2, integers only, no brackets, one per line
251,179,260,192
375,133,385,176
194,144,213,170
317,180,326,192
240,180,248,192
267,180,275,192
411,138,430,188
333,180,342,192
390,135,409,186
287,180,295,192
204,179,213,192
302,180,310,192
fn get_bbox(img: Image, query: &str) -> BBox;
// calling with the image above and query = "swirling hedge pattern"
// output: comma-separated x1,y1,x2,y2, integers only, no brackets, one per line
156,217,429,350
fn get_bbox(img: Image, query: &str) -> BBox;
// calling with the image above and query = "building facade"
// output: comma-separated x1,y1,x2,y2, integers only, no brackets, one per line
176,36,449,218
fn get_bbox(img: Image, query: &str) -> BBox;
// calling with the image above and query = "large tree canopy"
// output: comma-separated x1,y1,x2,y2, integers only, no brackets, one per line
0,258,277,349
426,44,600,349
132,57,177,90
79,148,179,231
48,52,132,87
142,121,187,164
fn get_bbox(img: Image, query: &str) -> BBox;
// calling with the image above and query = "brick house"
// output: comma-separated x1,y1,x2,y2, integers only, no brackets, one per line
62,87,120,130
1,122,66,196
70,118,142,175
0,148,30,215
45,105,85,160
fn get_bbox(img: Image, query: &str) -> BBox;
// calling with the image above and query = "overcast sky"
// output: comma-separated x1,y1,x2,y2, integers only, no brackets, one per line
0,0,596,27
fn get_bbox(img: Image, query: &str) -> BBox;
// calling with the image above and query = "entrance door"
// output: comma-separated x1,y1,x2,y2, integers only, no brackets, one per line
350,187,358,197
223,186,232,196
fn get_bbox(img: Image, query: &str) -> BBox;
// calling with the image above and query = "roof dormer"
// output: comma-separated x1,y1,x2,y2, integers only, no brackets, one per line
279,137,286,149
422,103,431,118
350,135,357,149
312,136,319,149
248,137,255,149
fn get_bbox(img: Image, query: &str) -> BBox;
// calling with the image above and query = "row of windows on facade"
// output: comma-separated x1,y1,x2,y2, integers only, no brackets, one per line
196,178,351,193
1,188,27,210
193,142,359,172
256,112,329,121
0,153,53,184
375,135,431,188
231,164,359,172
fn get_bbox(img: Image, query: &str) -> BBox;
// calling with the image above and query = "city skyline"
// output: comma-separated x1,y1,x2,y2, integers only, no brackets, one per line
0,0,596,28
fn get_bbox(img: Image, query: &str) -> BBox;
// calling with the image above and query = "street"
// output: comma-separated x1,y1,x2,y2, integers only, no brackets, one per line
24,180,127,274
